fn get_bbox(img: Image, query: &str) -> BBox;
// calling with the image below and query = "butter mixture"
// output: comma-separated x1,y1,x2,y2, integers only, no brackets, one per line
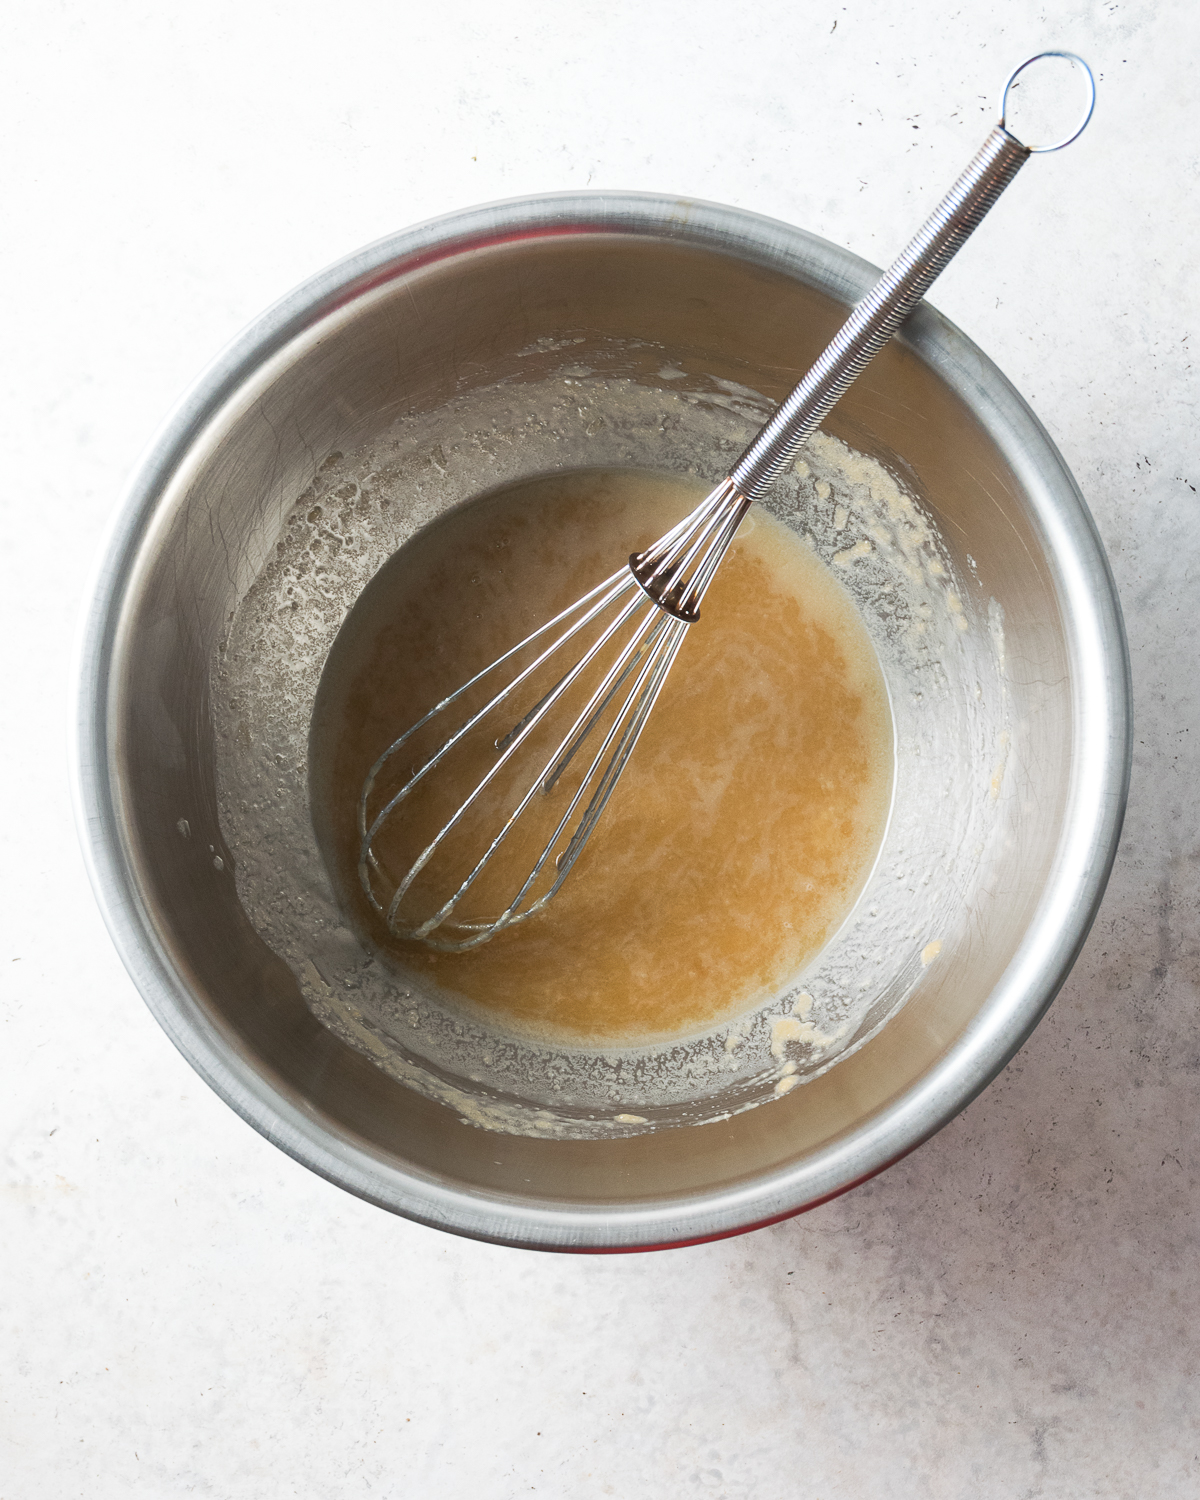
309,469,893,1046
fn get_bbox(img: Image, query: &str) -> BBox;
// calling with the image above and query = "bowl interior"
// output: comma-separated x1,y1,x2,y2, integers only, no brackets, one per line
93,206,1120,1247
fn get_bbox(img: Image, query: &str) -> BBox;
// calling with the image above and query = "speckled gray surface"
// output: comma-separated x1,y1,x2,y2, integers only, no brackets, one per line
3,2,1198,1495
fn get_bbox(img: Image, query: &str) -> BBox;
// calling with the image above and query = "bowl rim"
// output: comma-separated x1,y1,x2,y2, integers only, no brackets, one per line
71,189,1133,1251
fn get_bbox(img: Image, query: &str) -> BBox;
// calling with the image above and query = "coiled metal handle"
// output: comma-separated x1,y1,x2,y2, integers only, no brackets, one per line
632,51,1094,624
728,51,1095,502
730,127,1028,500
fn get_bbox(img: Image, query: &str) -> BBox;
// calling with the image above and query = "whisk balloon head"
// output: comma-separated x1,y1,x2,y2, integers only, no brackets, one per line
357,476,749,951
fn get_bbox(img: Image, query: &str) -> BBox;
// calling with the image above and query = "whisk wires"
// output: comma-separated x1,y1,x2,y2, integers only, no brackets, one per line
357,477,747,950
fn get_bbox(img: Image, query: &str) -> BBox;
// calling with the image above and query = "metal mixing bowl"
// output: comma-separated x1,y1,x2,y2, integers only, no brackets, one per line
73,193,1131,1250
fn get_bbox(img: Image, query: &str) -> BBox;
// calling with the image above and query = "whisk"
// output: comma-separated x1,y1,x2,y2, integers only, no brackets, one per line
359,52,1094,952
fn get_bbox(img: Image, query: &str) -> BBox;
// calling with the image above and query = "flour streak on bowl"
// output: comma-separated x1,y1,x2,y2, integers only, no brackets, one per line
73,194,1131,1249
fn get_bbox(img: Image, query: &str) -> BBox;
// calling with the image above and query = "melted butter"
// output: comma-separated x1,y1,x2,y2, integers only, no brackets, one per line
310,468,893,1047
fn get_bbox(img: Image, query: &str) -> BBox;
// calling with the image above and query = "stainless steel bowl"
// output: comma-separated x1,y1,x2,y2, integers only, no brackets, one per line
73,193,1131,1250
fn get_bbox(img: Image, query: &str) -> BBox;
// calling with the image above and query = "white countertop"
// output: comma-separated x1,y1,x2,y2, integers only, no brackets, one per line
4,3,1198,1494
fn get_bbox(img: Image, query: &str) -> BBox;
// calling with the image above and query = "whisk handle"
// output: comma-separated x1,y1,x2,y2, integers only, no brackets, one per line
729,125,1029,500
728,51,1096,502
632,54,1095,625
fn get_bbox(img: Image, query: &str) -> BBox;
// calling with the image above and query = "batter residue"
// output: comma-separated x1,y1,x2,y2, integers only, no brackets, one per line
309,467,893,1046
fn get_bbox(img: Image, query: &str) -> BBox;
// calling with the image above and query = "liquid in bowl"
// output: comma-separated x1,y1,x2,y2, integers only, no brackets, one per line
309,466,894,1047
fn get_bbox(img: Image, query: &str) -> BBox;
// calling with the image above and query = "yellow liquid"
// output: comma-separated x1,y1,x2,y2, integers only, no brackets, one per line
310,469,893,1046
